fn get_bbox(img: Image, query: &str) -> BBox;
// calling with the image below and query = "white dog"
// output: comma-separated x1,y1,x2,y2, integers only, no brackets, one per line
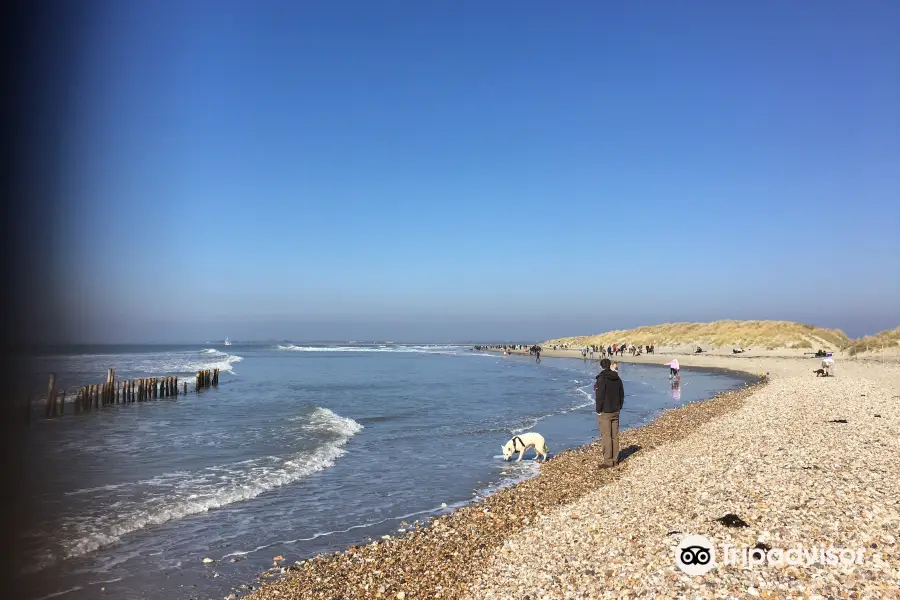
502,432,549,462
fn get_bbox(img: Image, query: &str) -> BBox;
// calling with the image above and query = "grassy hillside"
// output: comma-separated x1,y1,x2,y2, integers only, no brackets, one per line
544,320,851,350
845,327,900,356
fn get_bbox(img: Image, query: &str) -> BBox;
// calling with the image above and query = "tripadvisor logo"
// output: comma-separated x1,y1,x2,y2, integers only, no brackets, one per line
674,534,868,576
675,534,716,576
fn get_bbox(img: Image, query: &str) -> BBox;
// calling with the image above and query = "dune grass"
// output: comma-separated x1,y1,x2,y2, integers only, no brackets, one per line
543,320,852,351
845,326,900,356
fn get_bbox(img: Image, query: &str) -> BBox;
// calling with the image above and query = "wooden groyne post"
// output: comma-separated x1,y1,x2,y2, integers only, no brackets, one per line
45,374,57,418
195,368,218,392
41,367,218,420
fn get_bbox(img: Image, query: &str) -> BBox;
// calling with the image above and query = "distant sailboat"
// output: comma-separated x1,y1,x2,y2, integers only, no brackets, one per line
224,337,232,346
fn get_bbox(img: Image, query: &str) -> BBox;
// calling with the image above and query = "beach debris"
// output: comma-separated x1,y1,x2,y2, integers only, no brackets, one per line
828,419,849,423
273,555,284,562
754,542,772,552
202,557,215,564
716,513,749,528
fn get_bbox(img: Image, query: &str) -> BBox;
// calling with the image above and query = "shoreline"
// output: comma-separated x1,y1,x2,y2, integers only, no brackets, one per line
247,361,764,599
248,352,899,599
504,347,770,381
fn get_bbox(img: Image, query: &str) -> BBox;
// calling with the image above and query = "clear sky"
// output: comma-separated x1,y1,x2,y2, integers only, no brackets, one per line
54,0,899,343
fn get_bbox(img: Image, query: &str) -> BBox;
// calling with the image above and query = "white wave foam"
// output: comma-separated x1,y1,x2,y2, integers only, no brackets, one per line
276,344,463,354
218,497,466,563
34,408,362,568
509,385,594,434
34,349,244,386
32,586,84,600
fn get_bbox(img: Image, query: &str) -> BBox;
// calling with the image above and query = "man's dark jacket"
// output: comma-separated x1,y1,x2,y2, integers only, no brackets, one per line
594,369,624,413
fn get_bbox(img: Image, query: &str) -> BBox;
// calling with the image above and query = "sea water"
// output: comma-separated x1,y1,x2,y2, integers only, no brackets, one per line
18,343,754,600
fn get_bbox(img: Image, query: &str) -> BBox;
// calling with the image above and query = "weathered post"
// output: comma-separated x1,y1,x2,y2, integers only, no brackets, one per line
45,374,57,418
107,368,115,404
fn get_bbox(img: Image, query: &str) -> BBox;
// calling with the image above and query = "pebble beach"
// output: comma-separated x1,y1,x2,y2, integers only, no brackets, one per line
247,352,899,599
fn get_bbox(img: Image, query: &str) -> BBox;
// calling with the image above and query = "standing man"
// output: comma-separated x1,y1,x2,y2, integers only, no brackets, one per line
594,358,625,468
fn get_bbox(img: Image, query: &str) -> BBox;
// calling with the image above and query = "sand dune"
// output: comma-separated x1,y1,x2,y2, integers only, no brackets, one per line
846,326,900,356
543,320,851,352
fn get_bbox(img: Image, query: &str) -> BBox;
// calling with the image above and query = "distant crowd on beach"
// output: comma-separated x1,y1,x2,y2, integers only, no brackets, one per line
561,343,656,358
472,343,656,358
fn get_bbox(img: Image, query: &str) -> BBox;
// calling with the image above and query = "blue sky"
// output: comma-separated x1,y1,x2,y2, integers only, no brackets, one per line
55,0,899,342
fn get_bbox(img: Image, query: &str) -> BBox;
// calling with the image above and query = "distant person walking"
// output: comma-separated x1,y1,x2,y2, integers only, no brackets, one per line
594,358,625,468
589,347,595,360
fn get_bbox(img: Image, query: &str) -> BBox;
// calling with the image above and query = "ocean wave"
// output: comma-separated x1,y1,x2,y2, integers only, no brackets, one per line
275,344,463,354
509,385,594,434
31,349,245,389
216,462,541,565
28,407,362,571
